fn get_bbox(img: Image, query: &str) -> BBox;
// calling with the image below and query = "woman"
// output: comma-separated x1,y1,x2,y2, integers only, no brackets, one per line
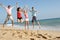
17,7,23,23
23,5,29,29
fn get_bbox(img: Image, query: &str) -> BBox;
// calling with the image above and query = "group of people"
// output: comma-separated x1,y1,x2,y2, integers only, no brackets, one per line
0,3,40,29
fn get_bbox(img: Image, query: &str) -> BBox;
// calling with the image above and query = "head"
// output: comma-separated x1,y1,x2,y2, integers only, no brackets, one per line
17,7,21,11
32,7,34,10
8,5,11,8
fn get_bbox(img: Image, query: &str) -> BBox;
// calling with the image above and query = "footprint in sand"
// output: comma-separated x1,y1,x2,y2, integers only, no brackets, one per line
2,32,7,35
36,36,41,38
17,31,20,34
56,37,60,39
44,33,47,35
48,35,52,38
48,39,52,40
12,33,15,36
24,32,27,34
18,35,22,38
38,34,47,39
12,32,22,38
44,33,52,38
30,38,34,40
30,32,33,36
34,35,41,38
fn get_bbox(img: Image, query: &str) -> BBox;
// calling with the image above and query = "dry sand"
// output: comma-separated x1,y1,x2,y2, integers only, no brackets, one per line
0,25,60,40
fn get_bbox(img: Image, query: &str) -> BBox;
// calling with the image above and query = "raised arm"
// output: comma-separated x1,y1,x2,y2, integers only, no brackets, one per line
36,10,40,13
10,2,18,10
16,2,18,9
0,3,6,9
23,5,30,11
29,9,32,12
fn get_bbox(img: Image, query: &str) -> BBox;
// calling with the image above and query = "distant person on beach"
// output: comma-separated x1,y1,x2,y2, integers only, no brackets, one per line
16,3,24,23
23,5,29,29
30,7,40,29
0,3,15,28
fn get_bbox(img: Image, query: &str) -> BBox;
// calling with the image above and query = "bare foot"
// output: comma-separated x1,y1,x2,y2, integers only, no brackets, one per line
25,27,26,30
12,25,14,28
33,26,34,29
39,26,40,29
3,24,4,28
27,26,29,30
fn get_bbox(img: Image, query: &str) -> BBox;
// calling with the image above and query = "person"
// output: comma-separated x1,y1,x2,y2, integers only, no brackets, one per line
17,7,24,23
16,2,24,23
30,7,40,29
23,5,29,30
0,3,15,28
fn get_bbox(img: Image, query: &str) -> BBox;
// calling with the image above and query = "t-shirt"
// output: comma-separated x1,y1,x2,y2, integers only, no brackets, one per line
30,10,37,16
4,6,14,15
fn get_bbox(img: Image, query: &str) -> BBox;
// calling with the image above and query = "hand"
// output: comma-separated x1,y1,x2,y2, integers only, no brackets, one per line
0,3,2,6
37,10,40,13
16,2,18,8
16,2,18,5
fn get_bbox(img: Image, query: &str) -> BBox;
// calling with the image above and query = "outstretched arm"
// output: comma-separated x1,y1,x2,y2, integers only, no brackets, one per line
16,2,18,9
36,10,40,14
11,2,18,9
23,5,30,11
0,3,6,9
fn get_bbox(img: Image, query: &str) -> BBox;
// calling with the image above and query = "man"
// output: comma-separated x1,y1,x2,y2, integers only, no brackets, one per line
0,4,14,28
30,7,40,29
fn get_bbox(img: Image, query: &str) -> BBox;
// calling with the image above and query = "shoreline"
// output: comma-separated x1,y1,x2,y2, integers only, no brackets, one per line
0,24,60,31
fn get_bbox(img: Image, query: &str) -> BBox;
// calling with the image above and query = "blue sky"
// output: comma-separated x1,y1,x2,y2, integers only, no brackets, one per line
0,0,60,23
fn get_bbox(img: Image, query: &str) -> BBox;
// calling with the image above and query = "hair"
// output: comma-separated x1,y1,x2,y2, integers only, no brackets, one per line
17,7,21,11
8,5,11,8
32,7,34,9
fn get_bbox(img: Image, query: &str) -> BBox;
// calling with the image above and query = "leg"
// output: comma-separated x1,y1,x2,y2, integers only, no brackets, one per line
20,19,23,23
17,19,20,22
32,22,34,29
27,21,29,29
37,21,40,29
12,20,14,27
25,21,27,30
10,16,14,27
35,19,40,29
20,19,21,23
21,19,24,23
3,16,9,28
32,16,35,29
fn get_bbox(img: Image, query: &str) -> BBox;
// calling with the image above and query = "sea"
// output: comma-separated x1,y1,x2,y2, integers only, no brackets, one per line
0,18,60,31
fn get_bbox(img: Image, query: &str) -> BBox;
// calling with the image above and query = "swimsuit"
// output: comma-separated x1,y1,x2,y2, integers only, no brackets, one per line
24,13,29,21
17,11,22,20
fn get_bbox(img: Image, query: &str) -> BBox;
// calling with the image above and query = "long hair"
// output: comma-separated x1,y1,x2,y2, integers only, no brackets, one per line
17,7,21,11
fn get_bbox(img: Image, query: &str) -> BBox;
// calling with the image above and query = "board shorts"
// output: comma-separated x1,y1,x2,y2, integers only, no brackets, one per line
32,16,37,22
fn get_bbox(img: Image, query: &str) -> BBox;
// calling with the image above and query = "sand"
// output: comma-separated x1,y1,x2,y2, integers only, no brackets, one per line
0,25,60,40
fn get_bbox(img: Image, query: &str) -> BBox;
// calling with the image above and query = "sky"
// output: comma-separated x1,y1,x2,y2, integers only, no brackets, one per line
0,0,60,23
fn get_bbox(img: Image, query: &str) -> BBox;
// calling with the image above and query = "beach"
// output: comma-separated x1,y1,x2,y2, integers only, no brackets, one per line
0,25,60,40
0,0,60,40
